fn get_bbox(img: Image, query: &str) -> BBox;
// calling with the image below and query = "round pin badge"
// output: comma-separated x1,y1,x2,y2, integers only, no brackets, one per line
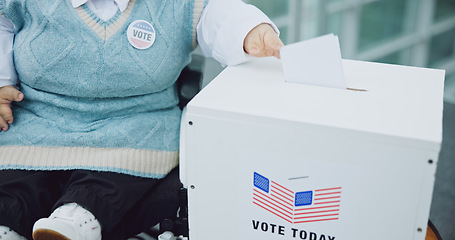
127,20,156,50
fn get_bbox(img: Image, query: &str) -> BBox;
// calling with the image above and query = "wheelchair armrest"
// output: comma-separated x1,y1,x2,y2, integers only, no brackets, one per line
177,66,203,110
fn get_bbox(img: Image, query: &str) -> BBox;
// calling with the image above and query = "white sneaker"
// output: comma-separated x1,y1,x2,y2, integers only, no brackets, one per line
0,226,26,240
32,203,102,240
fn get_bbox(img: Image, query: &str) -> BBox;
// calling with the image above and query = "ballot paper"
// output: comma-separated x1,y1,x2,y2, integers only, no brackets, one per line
280,34,347,89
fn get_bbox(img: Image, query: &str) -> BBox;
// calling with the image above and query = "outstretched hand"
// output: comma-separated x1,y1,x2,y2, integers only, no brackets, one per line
0,85,23,132
244,23,284,59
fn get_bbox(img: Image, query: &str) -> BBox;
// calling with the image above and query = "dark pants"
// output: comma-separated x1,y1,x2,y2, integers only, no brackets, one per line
0,168,182,240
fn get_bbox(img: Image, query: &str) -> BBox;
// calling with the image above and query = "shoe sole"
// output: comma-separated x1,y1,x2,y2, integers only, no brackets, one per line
33,229,71,240
33,218,80,240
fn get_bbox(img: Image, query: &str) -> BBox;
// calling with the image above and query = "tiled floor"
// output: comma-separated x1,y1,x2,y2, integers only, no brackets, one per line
429,102,455,240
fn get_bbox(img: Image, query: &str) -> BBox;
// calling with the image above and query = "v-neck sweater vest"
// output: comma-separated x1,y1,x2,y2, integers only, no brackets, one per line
0,0,206,178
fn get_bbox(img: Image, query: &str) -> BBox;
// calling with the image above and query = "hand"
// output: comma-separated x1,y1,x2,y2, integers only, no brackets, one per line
0,85,24,132
244,23,284,59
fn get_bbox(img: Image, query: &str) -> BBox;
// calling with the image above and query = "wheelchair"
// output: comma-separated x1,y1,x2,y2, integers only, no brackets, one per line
128,59,203,240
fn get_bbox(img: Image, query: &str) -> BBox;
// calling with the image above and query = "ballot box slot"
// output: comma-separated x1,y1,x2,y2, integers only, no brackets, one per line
346,87,368,92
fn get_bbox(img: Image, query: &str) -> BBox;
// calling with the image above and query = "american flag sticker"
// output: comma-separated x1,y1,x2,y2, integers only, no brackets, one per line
254,172,270,193
252,172,341,224
127,20,156,50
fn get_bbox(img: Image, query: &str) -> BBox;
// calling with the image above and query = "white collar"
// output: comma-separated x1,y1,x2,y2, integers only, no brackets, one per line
71,0,129,12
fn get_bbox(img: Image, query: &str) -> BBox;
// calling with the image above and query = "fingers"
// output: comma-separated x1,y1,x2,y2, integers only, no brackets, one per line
0,103,13,123
0,104,12,131
261,27,284,59
243,29,263,56
0,117,8,132
267,35,284,59
0,102,14,132
244,23,284,59
0,85,23,132
0,85,24,104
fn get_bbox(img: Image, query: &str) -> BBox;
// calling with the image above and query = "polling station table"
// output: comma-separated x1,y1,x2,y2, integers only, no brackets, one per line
179,57,445,240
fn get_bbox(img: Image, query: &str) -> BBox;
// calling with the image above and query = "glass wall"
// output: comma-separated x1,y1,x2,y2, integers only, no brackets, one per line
244,0,455,104
358,0,414,51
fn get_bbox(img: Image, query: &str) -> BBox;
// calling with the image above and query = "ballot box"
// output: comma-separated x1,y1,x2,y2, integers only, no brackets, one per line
179,57,445,240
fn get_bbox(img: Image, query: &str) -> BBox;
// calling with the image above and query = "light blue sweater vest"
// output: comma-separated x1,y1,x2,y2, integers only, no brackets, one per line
0,0,205,178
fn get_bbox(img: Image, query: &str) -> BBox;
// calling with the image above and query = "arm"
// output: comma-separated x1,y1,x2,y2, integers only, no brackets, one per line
196,0,283,66
0,16,23,132
0,16,17,87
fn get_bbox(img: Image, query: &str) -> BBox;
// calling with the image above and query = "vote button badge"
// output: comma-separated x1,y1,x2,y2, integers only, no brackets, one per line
127,20,156,50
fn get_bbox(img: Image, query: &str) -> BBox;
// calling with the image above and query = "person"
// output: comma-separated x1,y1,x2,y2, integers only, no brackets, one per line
0,0,283,239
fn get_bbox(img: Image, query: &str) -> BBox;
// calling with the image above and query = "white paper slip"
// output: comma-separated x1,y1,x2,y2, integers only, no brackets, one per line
280,33,347,89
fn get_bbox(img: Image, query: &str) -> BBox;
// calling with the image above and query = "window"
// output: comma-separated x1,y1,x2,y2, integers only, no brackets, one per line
245,0,455,103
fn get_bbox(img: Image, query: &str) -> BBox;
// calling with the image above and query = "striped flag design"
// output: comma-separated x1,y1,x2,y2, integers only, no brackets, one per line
253,172,341,224
130,38,150,49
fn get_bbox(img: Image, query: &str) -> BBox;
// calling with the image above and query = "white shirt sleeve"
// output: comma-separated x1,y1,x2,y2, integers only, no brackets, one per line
0,16,17,88
197,0,279,66
0,0,278,87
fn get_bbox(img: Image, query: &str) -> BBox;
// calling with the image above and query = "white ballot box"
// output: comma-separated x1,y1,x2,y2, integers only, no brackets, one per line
179,58,445,240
